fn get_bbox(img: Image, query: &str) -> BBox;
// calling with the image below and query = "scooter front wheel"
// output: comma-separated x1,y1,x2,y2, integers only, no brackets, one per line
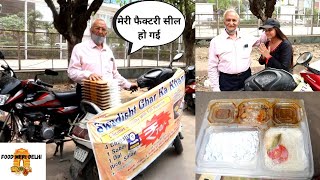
84,159,99,180
173,135,183,155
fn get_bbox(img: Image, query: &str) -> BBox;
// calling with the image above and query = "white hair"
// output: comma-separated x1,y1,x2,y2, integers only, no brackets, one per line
223,9,240,21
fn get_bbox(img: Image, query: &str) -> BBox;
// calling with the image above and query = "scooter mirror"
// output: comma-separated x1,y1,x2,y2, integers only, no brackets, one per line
0,51,4,59
45,69,58,76
296,52,312,65
173,53,183,61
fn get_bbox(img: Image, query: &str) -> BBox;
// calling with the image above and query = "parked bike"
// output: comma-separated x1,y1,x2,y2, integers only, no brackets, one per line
69,53,185,180
293,52,320,91
0,51,80,159
184,65,195,114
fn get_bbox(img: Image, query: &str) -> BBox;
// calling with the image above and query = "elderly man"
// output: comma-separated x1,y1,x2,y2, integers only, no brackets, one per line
68,18,138,96
208,9,267,91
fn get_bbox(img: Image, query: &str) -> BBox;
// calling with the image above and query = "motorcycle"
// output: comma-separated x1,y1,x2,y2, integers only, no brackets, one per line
184,65,195,114
0,51,80,159
244,52,317,91
69,53,185,180
293,52,320,91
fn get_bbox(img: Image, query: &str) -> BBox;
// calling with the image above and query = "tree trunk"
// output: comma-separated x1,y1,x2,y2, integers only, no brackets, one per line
249,0,276,22
183,34,195,66
183,0,195,66
44,0,103,63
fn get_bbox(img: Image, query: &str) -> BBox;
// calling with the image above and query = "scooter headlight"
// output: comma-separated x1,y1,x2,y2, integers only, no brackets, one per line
15,103,23,109
0,94,9,106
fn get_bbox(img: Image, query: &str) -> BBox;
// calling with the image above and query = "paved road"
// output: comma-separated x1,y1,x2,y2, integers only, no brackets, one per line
46,110,195,180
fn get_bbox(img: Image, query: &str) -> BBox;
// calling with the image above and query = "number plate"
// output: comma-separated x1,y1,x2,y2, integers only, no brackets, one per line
74,146,89,163
0,95,8,106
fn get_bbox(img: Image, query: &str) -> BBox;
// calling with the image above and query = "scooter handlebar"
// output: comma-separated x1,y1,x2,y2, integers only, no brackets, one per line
307,67,320,75
37,80,53,88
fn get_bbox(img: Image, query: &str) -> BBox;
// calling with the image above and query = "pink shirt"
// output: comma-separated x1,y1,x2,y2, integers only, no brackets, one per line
208,30,267,91
68,39,131,89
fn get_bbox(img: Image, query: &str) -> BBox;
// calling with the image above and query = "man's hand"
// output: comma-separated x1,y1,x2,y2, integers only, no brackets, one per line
88,73,102,81
129,83,139,92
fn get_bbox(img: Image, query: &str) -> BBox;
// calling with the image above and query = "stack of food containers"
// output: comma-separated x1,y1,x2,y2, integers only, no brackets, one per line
196,99,314,179
81,79,121,110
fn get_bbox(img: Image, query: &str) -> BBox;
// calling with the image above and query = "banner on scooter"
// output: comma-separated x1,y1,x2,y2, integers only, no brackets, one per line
87,68,185,180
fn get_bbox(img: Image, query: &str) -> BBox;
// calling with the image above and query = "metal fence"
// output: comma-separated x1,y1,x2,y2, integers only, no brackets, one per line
0,29,185,70
195,13,320,39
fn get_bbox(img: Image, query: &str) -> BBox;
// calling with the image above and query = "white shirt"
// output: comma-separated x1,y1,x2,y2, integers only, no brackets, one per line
68,39,131,89
208,30,267,91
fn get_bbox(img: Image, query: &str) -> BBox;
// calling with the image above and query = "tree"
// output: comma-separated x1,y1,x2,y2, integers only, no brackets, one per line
208,0,243,12
165,0,195,66
26,10,43,44
249,0,277,22
44,0,104,60
0,14,24,46
0,14,24,31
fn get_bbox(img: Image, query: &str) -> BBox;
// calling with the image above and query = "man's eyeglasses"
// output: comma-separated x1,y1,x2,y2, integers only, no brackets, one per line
263,28,273,32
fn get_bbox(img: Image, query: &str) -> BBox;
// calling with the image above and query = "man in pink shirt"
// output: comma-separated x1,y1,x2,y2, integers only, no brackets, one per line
208,9,266,91
68,19,138,96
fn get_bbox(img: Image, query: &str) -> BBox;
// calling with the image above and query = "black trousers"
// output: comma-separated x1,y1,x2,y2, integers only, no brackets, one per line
76,83,82,99
219,68,251,91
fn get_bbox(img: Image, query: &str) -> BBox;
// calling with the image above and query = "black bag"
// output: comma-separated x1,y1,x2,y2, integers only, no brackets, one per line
244,68,297,91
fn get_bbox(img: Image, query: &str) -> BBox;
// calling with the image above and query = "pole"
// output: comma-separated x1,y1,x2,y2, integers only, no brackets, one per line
127,41,131,67
24,0,28,61
157,46,160,66
127,0,132,67
59,35,62,60
238,0,241,15
311,0,315,35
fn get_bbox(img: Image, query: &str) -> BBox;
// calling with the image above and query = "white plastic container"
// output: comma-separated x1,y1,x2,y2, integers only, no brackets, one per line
196,99,314,179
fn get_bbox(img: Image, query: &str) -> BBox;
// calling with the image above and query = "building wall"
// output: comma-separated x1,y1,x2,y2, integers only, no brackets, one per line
0,0,35,18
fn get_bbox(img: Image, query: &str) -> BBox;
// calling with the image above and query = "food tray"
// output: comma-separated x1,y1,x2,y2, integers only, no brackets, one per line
196,99,314,179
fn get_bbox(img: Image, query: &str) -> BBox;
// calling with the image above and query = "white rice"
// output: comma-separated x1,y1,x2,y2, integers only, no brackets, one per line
264,127,308,171
203,131,259,164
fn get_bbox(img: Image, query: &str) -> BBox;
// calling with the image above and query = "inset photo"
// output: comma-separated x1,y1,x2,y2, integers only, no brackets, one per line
195,1,320,92
195,92,320,180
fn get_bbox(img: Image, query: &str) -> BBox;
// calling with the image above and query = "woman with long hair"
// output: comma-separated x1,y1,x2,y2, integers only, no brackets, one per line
258,18,293,72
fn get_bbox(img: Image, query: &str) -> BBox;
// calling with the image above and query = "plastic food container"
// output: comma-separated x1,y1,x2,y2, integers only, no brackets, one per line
273,102,301,126
197,126,260,169
196,99,314,180
263,127,309,173
238,100,271,124
208,102,236,124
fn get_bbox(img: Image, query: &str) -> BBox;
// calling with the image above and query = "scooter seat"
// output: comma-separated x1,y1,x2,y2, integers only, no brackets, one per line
244,68,297,91
54,91,80,106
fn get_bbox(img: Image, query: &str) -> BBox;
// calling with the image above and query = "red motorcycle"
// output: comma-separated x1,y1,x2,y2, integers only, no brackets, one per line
184,65,195,114
294,52,320,91
0,51,80,159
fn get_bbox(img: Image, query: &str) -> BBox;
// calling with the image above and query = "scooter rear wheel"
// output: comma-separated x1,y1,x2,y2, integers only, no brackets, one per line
84,159,99,180
173,135,183,155
0,121,10,142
